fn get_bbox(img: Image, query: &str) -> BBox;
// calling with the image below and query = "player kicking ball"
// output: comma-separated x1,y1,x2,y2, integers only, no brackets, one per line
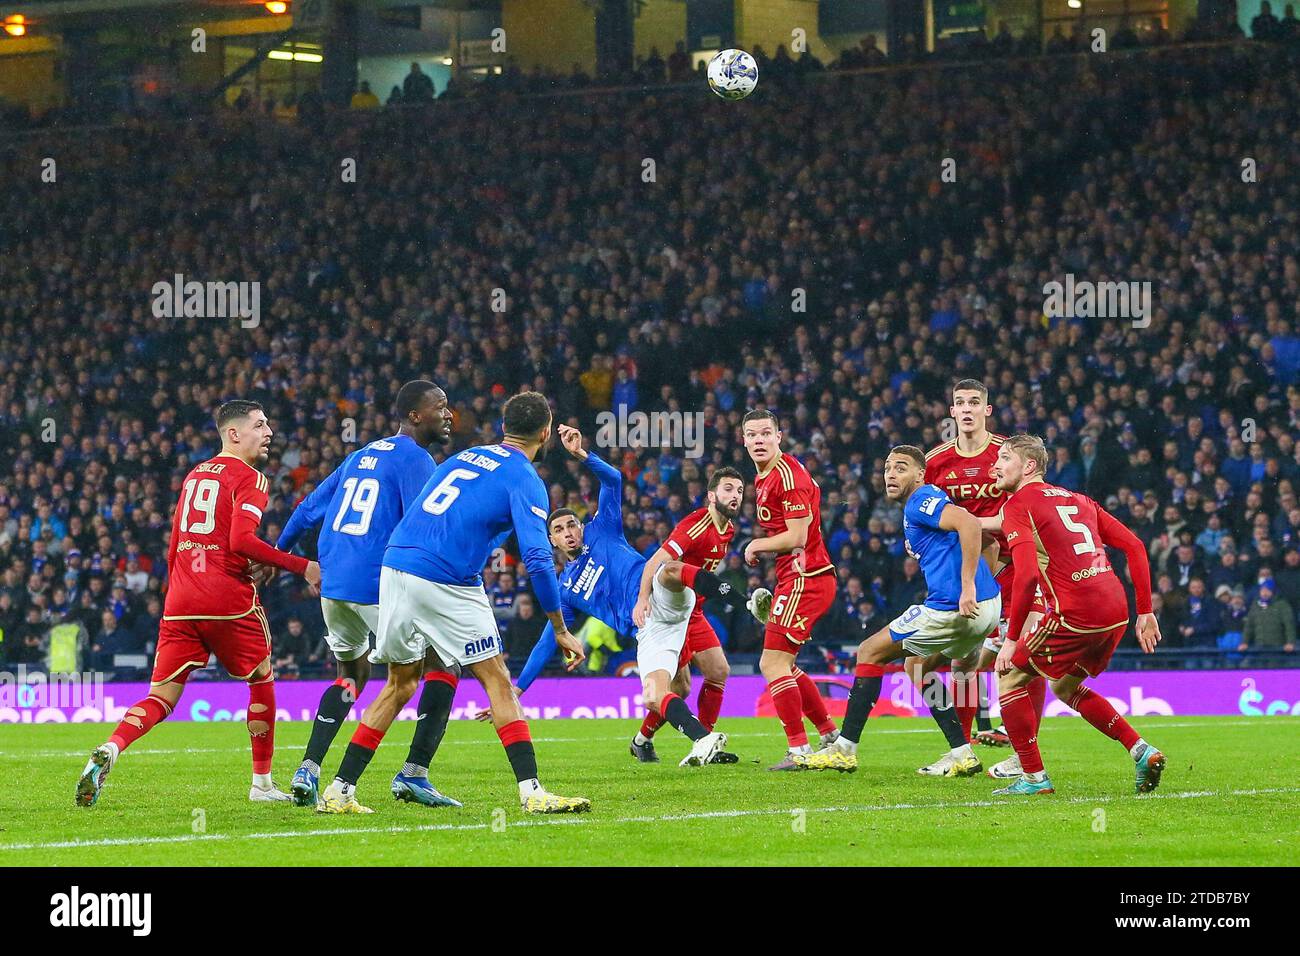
275,381,463,810
516,425,741,767
988,435,1165,796
316,392,591,814
76,400,320,807
798,445,1001,776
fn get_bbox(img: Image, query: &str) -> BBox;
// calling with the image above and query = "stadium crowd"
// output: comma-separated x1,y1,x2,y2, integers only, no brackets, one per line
1,40,1298,682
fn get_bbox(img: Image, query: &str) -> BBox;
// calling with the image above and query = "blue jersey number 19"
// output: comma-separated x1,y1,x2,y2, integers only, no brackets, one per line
332,477,380,536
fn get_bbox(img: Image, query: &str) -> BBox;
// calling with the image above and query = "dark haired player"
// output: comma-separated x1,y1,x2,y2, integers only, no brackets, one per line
628,466,743,762
76,400,321,806
800,445,1001,775
277,381,463,809
740,409,841,770
317,391,590,814
517,426,743,767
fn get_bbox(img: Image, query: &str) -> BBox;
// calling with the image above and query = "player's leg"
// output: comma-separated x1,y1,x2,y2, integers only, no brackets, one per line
293,599,375,807
991,662,1055,795
243,656,291,801
692,645,729,731
1051,665,1165,793
896,603,996,777
950,647,982,743
659,560,742,612
76,619,201,807
638,565,733,766
783,575,838,743
390,649,463,808
798,624,905,772
470,654,590,813
759,645,806,768
631,649,689,759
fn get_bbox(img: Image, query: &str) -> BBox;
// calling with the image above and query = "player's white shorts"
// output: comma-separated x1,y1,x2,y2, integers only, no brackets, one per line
634,565,697,678
889,596,1002,661
372,567,503,667
983,619,1009,656
321,598,378,662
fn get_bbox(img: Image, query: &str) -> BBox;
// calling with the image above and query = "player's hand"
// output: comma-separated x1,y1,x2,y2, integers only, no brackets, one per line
555,628,586,671
248,562,277,587
743,539,763,567
791,547,806,574
995,639,1017,675
1135,612,1161,654
304,560,322,596
633,595,651,629
557,424,588,461
958,585,979,619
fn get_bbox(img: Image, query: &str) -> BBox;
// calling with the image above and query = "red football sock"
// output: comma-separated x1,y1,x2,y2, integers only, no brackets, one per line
999,688,1045,774
246,677,277,776
698,679,725,732
854,662,885,678
768,676,808,748
108,693,173,753
953,670,979,742
1028,676,1047,731
1067,686,1140,751
792,667,836,736
639,710,665,739
678,564,700,588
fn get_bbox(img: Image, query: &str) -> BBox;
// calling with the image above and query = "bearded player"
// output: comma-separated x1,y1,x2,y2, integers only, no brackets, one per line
990,434,1165,796
740,409,840,770
628,466,742,762
76,400,321,807
922,379,1045,768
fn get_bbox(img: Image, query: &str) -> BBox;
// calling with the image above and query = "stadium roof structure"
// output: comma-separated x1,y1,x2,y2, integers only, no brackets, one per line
3,0,499,24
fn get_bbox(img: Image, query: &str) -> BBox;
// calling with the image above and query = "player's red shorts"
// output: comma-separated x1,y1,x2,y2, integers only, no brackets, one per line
1011,611,1126,681
763,572,837,653
151,607,272,684
676,610,723,669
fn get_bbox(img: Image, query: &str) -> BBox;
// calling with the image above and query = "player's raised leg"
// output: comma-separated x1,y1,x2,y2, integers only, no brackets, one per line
76,675,183,808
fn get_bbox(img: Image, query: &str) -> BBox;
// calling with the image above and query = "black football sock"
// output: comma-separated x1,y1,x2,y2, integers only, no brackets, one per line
682,566,742,609
841,674,883,745
497,720,540,784
662,693,709,741
403,672,457,774
975,676,993,732
921,673,969,750
336,741,376,786
304,680,355,768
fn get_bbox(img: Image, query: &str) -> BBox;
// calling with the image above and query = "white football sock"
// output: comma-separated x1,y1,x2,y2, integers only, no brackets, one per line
1130,739,1147,760
633,732,650,746
518,777,543,800
252,772,274,790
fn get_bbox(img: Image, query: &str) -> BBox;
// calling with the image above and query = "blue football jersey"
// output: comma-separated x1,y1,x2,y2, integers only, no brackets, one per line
902,483,999,611
382,443,562,614
517,452,647,691
277,434,436,604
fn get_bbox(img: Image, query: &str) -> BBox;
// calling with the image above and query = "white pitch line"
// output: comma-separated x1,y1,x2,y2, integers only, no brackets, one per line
0,718,1279,760
2,786,1296,854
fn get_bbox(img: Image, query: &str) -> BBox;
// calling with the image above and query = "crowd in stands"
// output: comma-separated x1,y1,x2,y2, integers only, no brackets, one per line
2,39,1298,683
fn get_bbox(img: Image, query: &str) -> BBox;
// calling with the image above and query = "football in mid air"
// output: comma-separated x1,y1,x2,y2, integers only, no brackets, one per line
707,49,758,100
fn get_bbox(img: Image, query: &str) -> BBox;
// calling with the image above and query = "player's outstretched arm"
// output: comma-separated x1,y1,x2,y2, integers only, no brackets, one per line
517,621,560,693
276,466,342,551
939,503,983,618
1095,506,1159,652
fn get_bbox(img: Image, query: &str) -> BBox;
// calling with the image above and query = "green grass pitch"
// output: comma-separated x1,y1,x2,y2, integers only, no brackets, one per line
2,716,1295,866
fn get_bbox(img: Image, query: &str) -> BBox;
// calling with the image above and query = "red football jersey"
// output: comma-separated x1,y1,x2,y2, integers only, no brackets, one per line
164,455,272,619
754,452,833,584
664,506,734,616
1001,481,1129,633
924,432,1008,519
